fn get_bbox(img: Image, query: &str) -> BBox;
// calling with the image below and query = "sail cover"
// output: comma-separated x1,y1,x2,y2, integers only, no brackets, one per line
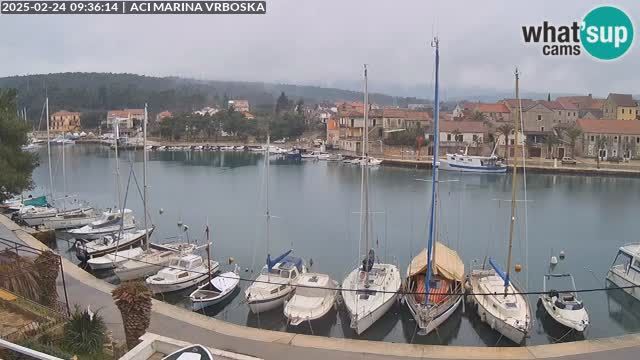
407,242,464,282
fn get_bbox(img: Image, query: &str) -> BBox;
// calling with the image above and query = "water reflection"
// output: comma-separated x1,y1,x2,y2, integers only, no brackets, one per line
606,283,640,333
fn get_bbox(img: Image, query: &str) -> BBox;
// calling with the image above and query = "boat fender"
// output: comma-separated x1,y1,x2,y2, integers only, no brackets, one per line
490,318,495,330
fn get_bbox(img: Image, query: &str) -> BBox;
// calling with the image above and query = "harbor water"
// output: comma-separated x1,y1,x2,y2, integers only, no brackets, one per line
32,144,640,346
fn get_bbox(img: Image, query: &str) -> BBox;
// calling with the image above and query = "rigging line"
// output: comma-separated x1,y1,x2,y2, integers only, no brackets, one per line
519,91,530,291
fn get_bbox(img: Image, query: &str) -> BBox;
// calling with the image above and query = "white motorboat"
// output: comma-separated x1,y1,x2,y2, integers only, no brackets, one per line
539,273,589,332
245,251,307,313
41,207,97,230
146,254,219,294
606,243,640,302
326,153,344,162
284,272,338,326
190,265,240,311
342,65,401,335
359,156,382,166
114,242,197,281
87,247,144,271
75,227,153,261
301,151,319,159
220,145,235,151
161,344,213,360
68,208,136,240
465,69,531,345
439,153,506,173
249,146,266,152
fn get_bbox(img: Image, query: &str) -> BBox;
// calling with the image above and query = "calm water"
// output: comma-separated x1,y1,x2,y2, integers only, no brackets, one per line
31,144,640,346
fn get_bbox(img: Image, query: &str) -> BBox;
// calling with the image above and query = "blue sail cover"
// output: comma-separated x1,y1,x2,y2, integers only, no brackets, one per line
489,258,510,286
267,249,292,272
23,196,48,207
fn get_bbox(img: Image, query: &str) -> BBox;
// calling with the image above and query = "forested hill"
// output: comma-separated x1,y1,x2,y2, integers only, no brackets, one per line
0,72,428,124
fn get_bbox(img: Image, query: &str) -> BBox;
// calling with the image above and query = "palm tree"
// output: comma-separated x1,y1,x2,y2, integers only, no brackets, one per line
34,250,60,308
595,135,607,169
560,126,583,158
112,281,152,350
0,250,40,302
497,123,514,160
543,134,560,159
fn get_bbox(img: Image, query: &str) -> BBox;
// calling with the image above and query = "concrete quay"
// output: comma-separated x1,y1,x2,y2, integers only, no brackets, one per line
1,214,640,359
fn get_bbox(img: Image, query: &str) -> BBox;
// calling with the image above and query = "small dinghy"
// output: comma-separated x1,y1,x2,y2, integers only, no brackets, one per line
539,273,589,332
162,344,213,360
284,272,338,326
87,247,144,271
190,265,240,311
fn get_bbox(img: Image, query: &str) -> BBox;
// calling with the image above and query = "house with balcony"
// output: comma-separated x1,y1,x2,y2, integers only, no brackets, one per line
50,110,81,133
382,108,430,136
336,109,383,153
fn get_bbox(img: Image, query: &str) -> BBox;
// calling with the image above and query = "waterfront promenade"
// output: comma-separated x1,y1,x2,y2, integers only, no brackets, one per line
2,215,640,359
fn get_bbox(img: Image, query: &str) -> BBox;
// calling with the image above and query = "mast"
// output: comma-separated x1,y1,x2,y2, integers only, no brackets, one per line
206,225,212,285
504,69,521,293
61,122,66,208
362,64,370,258
143,104,149,250
265,134,271,280
114,119,122,210
45,97,54,200
424,37,440,303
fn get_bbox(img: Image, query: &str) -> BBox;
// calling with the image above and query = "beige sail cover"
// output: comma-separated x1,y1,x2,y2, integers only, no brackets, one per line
406,242,465,282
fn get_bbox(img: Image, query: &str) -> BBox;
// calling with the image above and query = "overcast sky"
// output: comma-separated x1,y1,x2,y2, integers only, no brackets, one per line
1,0,638,98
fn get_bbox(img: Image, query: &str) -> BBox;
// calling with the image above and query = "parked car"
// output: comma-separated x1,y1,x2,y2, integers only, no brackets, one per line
561,157,577,165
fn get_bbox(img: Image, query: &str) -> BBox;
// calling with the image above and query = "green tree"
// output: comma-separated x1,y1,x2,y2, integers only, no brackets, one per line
275,92,291,114
543,133,560,159
470,111,486,122
560,125,583,158
0,89,38,202
497,123,514,160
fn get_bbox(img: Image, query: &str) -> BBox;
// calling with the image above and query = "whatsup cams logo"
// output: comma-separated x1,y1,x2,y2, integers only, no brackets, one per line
522,5,634,60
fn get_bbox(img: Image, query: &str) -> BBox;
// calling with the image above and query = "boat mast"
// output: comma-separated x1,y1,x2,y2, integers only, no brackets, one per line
266,134,271,280
206,224,212,285
504,69,521,294
114,119,122,210
362,64,370,260
424,37,440,303
61,120,66,208
45,97,54,200
143,104,149,250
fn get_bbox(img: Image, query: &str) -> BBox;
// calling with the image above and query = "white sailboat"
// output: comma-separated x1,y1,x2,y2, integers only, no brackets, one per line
114,104,195,281
341,65,401,335
75,227,153,261
403,38,465,335
68,208,136,240
465,69,532,345
87,247,145,271
245,136,307,314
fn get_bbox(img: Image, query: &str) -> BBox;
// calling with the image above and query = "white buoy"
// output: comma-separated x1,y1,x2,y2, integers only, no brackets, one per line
550,256,558,265
559,250,566,260
159,208,164,215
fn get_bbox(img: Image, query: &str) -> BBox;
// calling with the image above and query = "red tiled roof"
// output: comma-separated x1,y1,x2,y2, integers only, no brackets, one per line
537,100,565,110
502,98,537,110
588,99,606,110
577,119,640,135
51,110,80,116
556,99,579,110
473,103,510,113
440,121,487,133
158,111,172,118
107,110,130,118
382,108,430,120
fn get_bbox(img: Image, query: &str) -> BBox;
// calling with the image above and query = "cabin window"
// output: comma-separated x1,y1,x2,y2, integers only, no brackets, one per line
192,259,202,268
280,270,290,278
178,272,189,279
291,269,298,279
270,288,278,294
279,284,287,291
633,259,640,270
612,251,633,274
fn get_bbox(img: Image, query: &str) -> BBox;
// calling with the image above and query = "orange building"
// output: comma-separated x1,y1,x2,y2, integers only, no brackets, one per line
50,111,81,133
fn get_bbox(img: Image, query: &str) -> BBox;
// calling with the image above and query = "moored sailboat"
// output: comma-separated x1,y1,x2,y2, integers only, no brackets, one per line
341,65,401,335
465,69,532,344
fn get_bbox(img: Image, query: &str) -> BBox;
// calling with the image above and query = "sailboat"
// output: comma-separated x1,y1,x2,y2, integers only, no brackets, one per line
404,39,466,335
341,65,401,335
114,104,196,281
245,136,307,314
465,69,532,344
18,97,96,228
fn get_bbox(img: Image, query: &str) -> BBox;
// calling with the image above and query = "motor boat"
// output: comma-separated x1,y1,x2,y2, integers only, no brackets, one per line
162,344,213,360
538,273,589,332
439,153,507,173
284,272,338,326
342,249,401,334
189,264,240,311
301,151,319,159
114,242,197,281
75,227,153,261
245,250,307,314
404,244,465,335
249,146,266,152
360,156,382,166
326,154,344,162
606,243,640,302
41,207,98,230
87,247,144,271
146,254,219,294
317,153,331,160
68,208,136,240
219,145,235,151
17,205,72,227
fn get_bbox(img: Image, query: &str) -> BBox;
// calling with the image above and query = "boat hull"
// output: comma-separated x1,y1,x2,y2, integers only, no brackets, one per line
440,160,507,173
43,214,97,230
348,291,398,335
147,273,209,294
606,270,640,302
247,289,292,313
405,294,462,335
539,297,589,332
68,223,137,240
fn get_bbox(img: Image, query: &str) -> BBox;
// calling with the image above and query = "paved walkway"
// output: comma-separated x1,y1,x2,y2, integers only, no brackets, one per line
2,215,640,359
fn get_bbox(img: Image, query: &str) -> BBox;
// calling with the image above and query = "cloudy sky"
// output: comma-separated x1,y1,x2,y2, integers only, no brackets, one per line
1,0,638,98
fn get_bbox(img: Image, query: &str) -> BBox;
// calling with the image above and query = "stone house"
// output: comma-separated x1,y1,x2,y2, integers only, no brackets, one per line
577,119,640,160
50,111,81,133
602,93,637,120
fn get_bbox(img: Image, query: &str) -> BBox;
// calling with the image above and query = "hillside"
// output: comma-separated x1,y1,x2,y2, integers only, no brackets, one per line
0,73,430,126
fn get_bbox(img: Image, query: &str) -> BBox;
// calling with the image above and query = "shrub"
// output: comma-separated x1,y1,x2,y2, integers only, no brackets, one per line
62,305,107,355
